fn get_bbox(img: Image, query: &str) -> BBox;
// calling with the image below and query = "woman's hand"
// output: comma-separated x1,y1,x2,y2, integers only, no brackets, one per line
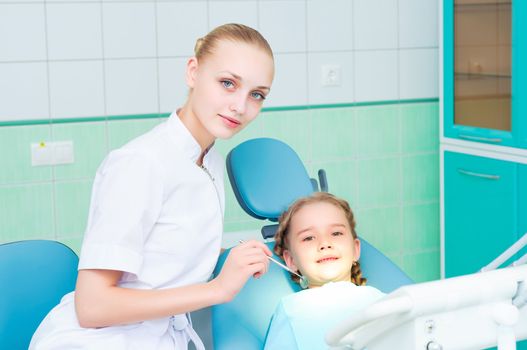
212,240,272,303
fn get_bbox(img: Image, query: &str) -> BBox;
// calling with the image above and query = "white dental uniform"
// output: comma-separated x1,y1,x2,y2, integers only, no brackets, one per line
30,111,225,350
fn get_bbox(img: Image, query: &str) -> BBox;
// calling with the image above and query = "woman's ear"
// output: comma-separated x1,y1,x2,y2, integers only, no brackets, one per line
185,57,199,88
282,249,299,273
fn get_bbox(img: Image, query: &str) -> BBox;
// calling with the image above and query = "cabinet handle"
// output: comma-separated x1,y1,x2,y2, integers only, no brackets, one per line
457,168,500,180
458,134,502,143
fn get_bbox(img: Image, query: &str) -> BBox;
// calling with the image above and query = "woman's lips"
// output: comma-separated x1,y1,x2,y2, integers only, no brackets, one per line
220,114,241,129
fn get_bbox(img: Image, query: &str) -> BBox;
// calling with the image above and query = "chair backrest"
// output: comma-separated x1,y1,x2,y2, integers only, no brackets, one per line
0,240,79,350
212,138,413,349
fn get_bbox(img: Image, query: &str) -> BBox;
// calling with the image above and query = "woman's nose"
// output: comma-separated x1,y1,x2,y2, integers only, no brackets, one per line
229,93,247,115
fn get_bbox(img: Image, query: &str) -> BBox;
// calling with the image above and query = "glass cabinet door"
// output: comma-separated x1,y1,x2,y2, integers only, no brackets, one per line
454,0,511,132
443,0,520,146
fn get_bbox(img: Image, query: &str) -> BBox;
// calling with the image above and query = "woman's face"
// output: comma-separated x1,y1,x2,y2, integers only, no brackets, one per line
185,39,274,145
283,201,361,288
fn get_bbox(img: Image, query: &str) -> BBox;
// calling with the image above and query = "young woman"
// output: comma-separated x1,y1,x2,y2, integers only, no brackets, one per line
30,23,275,350
264,192,385,349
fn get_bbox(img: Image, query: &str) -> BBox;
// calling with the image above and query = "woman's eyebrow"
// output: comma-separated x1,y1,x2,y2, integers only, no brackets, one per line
219,70,271,91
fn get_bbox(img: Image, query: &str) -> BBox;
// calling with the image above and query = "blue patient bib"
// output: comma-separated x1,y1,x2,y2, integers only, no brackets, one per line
264,282,384,350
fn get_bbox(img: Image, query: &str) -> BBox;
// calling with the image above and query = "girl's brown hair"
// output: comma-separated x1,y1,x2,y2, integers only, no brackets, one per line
274,192,366,287
194,23,274,62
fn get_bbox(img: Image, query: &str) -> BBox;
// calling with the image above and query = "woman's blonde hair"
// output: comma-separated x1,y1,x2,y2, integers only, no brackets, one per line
274,192,366,286
194,23,273,62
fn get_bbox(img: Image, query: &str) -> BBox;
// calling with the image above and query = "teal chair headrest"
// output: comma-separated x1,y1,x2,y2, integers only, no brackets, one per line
227,138,314,221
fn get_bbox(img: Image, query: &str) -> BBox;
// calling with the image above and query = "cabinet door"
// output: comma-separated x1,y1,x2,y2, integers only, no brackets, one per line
444,151,517,277
519,164,527,252
516,165,527,350
444,0,515,146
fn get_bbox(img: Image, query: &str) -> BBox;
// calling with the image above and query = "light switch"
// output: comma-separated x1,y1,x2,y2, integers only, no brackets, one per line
31,141,74,166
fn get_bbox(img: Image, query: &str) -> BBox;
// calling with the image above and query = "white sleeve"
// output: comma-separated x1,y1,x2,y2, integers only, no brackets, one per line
79,149,164,275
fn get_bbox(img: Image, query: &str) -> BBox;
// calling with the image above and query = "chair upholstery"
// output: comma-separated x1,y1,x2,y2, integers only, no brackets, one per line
0,240,79,350
212,138,413,349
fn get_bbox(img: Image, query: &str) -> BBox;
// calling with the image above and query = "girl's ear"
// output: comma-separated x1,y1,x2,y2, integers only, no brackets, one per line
282,249,299,273
185,57,199,88
353,238,361,261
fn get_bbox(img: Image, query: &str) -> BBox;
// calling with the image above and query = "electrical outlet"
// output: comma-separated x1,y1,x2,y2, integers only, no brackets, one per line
321,64,341,87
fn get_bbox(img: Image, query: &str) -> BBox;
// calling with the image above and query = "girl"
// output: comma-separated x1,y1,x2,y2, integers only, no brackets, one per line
30,23,275,350
264,192,385,349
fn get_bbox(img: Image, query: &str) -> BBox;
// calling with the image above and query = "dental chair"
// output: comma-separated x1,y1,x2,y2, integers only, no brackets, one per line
0,240,79,350
212,138,413,349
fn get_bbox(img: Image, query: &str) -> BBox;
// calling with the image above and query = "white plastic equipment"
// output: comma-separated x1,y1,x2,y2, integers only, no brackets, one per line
326,233,527,350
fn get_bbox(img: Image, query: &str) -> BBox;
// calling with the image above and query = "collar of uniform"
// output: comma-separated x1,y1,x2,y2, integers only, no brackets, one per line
166,110,214,164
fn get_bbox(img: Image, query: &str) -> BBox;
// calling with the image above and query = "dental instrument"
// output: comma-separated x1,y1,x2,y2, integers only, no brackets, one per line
238,239,309,288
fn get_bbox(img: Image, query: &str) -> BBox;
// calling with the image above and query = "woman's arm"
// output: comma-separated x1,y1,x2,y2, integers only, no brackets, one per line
75,240,272,328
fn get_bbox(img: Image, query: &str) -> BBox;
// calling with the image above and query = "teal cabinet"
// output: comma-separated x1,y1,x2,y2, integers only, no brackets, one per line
443,1,527,148
520,164,527,250
444,151,517,277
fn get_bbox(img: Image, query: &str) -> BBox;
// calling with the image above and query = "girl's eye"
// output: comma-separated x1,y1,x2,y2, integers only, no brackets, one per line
221,80,235,89
302,236,314,242
332,231,344,236
251,91,266,100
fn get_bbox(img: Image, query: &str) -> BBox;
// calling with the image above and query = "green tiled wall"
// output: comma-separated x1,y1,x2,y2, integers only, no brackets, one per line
0,101,440,282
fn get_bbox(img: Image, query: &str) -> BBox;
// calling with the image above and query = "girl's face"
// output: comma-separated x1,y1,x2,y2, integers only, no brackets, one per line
185,39,274,147
282,201,361,288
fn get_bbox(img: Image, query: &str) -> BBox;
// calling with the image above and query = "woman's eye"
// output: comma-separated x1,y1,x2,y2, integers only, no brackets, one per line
251,91,266,100
221,80,234,89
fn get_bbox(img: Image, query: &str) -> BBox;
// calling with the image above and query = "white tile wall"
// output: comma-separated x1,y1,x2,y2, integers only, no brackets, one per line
0,4,46,62
0,62,49,121
209,1,258,30
49,61,105,119
355,50,398,102
354,0,398,50
102,2,157,58
259,0,307,53
46,3,103,60
265,53,308,107
399,0,439,48
105,59,158,116
156,1,208,57
158,57,188,113
0,0,440,122
399,48,439,99
307,0,353,51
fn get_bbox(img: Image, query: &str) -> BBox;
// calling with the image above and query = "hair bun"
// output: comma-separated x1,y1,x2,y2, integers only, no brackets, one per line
194,37,204,55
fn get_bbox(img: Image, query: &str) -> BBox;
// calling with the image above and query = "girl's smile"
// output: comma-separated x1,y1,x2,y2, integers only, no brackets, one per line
283,201,361,288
